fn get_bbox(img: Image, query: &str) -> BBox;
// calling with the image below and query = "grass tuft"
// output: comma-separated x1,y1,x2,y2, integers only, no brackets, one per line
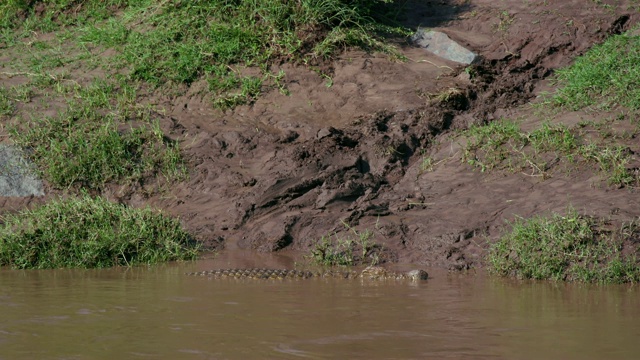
488,208,640,283
308,222,382,267
460,118,639,186
0,87,16,119
461,119,580,175
0,195,199,269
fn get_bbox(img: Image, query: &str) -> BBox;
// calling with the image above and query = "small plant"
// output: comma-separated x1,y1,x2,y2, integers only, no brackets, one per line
308,221,381,267
418,148,446,174
463,66,477,78
321,74,334,88
211,76,263,110
488,208,640,283
432,87,464,103
494,10,515,32
420,155,434,172
309,234,356,266
0,195,199,269
461,119,528,173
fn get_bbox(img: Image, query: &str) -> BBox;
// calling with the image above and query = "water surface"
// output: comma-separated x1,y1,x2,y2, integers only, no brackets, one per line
1,257,639,359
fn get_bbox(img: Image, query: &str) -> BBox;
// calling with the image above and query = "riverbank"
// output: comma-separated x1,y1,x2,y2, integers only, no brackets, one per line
0,1,639,280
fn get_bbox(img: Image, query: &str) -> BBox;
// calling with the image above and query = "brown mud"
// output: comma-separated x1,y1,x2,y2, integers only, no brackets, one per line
5,0,640,270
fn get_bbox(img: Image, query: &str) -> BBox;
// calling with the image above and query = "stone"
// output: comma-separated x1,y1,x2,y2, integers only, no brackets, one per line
0,145,44,197
412,29,478,65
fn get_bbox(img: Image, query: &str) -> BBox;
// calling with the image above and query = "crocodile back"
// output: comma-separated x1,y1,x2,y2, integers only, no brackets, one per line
187,266,428,281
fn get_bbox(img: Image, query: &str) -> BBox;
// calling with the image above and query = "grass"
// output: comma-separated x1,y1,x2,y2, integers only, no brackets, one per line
494,10,515,33
0,85,33,120
488,208,640,283
460,118,639,186
1,0,409,109
550,30,640,111
0,87,16,119
10,102,186,190
2,70,186,191
308,221,381,266
461,119,576,175
1,1,133,31
0,195,199,269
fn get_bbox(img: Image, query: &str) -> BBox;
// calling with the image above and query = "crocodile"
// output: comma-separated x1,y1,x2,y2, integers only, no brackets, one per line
186,266,428,281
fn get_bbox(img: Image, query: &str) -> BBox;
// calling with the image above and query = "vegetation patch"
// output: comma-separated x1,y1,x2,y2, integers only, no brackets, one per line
0,195,198,269
10,104,185,190
0,87,16,119
2,0,408,109
308,222,383,267
551,30,640,111
461,119,577,173
488,208,640,283
460,118,639,187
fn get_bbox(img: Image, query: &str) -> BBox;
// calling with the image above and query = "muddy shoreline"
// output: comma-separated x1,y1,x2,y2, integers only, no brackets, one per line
3,0,640,270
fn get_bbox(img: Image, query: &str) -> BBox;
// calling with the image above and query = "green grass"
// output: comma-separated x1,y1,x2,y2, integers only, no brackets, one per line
551,30,640,111
10,103,186,190
0,195,199,269
308,222,381,266
460,118,639,186
579,143,636,186
2,0,408,109
0,87,15,119
0,0,130,31
2,72,186,191
0,84,35,119
488,208,640,283
461,119,578,174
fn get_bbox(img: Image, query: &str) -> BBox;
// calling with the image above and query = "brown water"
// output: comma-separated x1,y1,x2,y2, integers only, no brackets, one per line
1,255,639,360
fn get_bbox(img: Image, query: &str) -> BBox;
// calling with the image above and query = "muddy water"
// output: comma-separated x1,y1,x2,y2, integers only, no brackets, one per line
1,257,639,360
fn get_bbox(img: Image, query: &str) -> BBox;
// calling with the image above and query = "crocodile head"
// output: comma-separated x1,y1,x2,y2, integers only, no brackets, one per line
360,266,429,281
406,269,429,281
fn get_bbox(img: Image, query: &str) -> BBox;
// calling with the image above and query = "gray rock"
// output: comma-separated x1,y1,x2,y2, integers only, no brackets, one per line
0,145,44,197
412,29,478,65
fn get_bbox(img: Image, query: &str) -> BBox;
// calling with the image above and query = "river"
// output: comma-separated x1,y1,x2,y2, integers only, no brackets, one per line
1,252,639,359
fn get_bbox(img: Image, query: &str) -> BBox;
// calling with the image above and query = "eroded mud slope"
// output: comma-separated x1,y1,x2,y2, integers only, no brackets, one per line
133,0,639,269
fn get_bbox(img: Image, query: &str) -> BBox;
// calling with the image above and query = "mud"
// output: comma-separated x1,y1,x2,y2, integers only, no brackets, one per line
4,0,640,270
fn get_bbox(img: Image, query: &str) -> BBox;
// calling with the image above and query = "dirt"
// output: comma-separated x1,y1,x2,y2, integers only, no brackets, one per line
4,0,640,270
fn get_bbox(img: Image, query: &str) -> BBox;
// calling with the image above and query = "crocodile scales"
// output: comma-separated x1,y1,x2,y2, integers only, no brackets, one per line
187,266,428,281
